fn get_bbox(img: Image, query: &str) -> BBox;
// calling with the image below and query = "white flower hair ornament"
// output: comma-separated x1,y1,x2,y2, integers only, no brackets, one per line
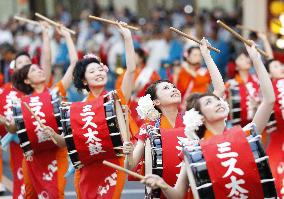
183,108,204,140
83,53,109,72
136,94,160,121
10,60,15,70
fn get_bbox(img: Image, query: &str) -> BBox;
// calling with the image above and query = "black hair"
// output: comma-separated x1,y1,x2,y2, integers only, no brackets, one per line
264,59,277,73
186,92,219,139
183,46,200,61
15,51,30,60
12,64,33,94
73,57,101,92
231,46,249,61
145,80,172,112
135,48,146,64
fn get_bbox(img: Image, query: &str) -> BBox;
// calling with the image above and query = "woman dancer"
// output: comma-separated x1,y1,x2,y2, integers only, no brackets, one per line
123,38,225,199
0,21,52,199
142,41,275,199
4,25,77,199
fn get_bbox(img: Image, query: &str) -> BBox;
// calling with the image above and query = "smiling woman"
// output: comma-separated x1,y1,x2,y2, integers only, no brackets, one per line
141,41,276,199
12,64,46,94
58,21,138,199
123,38,225,199
73,55,108,92
3,25,78,199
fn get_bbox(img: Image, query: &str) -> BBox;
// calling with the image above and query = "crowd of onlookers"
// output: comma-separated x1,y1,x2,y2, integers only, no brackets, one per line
0,2,277,100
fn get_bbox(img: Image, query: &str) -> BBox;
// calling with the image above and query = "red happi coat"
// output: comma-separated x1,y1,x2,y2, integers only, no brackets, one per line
225,74,259,127
182,125,276,199
200,126,264,198
0,83,25,199
266,78,284,197
138,114,186,199
19,90,67,199
74,90,137,199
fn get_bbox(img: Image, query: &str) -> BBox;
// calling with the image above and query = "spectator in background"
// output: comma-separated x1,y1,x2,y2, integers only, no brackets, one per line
51,27,70,73
160,27,183,80
0,23,13,45
208,25,230,78
56,4,71,27
0,44,16,85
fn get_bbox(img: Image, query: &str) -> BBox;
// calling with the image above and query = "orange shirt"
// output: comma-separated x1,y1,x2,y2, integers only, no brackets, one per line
177,66,210,97
115,67,160,96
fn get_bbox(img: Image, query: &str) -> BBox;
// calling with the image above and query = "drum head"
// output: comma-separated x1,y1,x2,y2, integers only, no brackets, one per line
114,98,128,142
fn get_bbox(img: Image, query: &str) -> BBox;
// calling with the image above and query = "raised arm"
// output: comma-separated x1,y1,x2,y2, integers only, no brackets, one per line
39,21,52,84
257,32,274,60
246,42,275,133
58,26,78,91
116,22,136,103
200,38,225,98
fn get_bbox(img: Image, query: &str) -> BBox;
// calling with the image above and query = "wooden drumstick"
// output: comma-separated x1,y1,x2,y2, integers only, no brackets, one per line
169,27,221,53
14,16,40,26
123,106,131,142
217,20,269,58
35,13,76,35
23,102,58,144
103,160,168,189
89,15,139,31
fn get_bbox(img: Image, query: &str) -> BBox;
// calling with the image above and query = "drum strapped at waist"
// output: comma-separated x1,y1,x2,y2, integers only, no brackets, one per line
182,128,278,199
144,126,163,198
60,90,129,169
12,91,63,160
228,85,241,125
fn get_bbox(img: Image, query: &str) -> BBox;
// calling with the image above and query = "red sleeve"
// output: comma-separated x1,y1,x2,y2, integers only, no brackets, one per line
136,123,150,142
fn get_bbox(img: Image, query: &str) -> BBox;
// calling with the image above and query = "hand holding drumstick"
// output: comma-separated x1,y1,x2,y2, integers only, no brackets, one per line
89,15,139,31
103,160,168,190
23,102,58,145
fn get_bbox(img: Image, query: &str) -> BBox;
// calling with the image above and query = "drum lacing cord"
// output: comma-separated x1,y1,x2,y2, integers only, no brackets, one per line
196,183,212,190
246,135,262,143
255,156,269,163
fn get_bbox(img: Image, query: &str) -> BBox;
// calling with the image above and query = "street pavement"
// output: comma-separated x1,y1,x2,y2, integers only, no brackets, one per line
1,147,145,199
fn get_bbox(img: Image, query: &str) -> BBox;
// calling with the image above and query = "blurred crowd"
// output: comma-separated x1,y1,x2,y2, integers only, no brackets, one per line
0,2,276,99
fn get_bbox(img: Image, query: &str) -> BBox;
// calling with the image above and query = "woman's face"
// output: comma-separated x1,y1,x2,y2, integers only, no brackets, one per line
186,48,202,65
235,53,251,71
199,95,229,123
269,60,284,79
84,63,108,88
154,82,181,108
26,64,46,85
15,55,32,70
